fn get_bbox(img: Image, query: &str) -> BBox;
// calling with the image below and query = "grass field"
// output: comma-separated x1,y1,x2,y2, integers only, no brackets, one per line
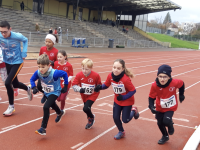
148,33,199,50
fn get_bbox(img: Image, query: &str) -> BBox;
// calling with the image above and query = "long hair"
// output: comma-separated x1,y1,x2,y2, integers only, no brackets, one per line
114,59,134,78
58,50,68,61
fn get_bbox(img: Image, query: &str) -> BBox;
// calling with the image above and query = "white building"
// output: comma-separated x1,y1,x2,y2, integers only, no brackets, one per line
180,22,196,35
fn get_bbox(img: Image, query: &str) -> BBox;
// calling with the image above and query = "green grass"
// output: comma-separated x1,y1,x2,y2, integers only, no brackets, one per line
148,33,199,50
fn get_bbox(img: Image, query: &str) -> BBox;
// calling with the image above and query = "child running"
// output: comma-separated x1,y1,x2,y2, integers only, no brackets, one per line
72,58,101,129
0,21,32,116
53,50,73,110
30,54,68,135
148,64,185,144
94,59,139,140
38,34,59,103
0,47,19,100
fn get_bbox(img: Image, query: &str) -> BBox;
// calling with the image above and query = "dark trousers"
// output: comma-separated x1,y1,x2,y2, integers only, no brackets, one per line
113,102,132,132
155,111,174,136
5,63,28,105
83,100,94,118
41,94,61,128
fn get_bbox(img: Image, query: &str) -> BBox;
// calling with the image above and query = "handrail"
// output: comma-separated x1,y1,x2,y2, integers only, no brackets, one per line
14,1,32,11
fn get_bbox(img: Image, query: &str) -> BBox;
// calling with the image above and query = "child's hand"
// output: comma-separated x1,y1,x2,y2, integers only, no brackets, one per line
32,87,39,94
117,95,123,101
80,88,85,93
179,95,185,103
94,84,102,92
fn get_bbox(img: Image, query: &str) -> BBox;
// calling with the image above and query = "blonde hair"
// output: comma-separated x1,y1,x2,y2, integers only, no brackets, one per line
81,58,93,68
114,59,134,78
37,54,50,65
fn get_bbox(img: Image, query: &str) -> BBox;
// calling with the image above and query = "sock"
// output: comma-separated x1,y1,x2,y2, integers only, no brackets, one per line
9,105,14,108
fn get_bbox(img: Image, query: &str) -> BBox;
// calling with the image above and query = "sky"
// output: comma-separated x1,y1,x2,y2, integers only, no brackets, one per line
148,0,200,23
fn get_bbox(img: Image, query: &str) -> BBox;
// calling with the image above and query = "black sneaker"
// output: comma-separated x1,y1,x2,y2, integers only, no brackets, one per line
41,95,47,104
55,110,65,123
158,136,169,144
168,123,174,135
85,114,95,129
35,127,46,135
132,106,139,119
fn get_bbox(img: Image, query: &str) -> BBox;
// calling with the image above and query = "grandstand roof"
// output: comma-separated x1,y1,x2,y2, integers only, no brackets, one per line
57,0,181,15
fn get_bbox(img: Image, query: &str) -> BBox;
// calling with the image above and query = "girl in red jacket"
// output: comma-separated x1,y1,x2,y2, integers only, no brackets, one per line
53,50,73,110
94,59,139,140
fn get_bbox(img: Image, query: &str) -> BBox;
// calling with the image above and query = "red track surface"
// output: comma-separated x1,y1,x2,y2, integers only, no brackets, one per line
0,51,200,150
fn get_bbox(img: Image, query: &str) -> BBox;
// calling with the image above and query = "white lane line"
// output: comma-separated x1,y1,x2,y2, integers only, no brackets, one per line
2,125,17,130
173,117,189,122
76,80,200,150
71,143,84,149
13,103,43,108
176,113,198,118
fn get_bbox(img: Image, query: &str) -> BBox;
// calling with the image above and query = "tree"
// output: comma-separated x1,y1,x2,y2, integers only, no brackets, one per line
163,12,172,24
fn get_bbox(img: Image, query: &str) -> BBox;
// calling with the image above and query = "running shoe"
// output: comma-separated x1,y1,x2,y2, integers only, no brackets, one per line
35,127,46,135
55,110,65,123
114,131,125,140
158,136,169,144
41,95,47,104
85,114,95,129
27,85,33,101
3,106,15,116
132,106,139,119
14,88,19,97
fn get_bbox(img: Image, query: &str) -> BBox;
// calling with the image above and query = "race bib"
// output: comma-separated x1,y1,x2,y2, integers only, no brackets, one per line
41,81,54,93
111,82,126,94
160,95,176,108
81,83,95,95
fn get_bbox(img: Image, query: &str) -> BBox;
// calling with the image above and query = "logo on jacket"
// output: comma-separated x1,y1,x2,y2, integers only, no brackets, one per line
88,78,93,83
169,87,175,92
63,67,68,71
5,51,15,57
50,53,54,57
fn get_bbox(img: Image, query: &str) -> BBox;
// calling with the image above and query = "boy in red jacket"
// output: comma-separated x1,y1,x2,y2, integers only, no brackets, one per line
148,64,185,144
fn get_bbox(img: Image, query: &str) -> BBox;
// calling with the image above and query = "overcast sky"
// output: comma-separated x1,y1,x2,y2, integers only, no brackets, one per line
148,0,200,23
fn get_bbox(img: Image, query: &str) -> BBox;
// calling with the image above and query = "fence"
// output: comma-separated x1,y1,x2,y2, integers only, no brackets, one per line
173,34,199,42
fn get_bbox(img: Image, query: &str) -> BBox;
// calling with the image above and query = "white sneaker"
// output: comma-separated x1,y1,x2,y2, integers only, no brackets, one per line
27,85,33,101
3,106,15,116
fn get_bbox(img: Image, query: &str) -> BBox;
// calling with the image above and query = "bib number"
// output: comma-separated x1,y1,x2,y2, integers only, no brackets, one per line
81,83,95,95
160,95,176,108
41,81,54,93
111,83,126,94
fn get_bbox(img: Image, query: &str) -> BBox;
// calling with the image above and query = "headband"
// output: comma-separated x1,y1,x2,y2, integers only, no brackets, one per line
45,34,56,44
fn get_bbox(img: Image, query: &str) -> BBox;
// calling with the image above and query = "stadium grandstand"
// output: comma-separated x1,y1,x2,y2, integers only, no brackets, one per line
0,0,181,48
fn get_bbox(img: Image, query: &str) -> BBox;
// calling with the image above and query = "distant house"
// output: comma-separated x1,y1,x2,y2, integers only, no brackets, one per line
168,23,178,33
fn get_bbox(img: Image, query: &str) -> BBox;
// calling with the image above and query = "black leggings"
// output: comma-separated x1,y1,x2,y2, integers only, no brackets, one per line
83,100,94,118
155,111,174,136
5,63,28,105
41,94,61,128
113,102,132,132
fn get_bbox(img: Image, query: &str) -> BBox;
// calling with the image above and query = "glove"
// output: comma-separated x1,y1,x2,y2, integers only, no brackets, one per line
32,86,39,94
61,84,68,93
149,106,158,114
117,94,123,101
179,95,185,103
94,84,102,92
80,88,85,93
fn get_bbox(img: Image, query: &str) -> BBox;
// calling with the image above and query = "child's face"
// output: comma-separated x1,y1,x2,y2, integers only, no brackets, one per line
57,53,66,64
112,61,124,76
82,65,92,76
45,39,54,50
157,73,170,85
38,64,50,74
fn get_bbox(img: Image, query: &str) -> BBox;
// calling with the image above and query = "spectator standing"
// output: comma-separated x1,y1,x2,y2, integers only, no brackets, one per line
49,27,53,34
35,23,40,33
20,1,24,11
58,27,62,44
53,28,57,34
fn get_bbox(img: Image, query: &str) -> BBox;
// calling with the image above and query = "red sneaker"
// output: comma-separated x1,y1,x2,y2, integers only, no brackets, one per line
14,88,19,97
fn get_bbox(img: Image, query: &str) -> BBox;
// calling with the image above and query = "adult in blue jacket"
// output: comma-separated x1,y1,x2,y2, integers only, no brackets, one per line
0,21,32,116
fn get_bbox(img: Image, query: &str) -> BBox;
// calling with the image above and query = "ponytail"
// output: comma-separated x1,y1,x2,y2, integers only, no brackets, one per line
125,67,134,78
114,59,134,78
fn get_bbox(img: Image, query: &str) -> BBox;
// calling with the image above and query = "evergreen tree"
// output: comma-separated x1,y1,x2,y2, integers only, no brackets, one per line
163,12,172,24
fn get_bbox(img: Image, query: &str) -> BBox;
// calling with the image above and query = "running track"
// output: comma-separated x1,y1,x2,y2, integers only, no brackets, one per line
0,50,200,150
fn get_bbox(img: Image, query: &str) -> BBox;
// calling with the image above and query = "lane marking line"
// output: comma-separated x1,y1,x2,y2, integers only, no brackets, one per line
2,125,17,130
71,143,84,149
